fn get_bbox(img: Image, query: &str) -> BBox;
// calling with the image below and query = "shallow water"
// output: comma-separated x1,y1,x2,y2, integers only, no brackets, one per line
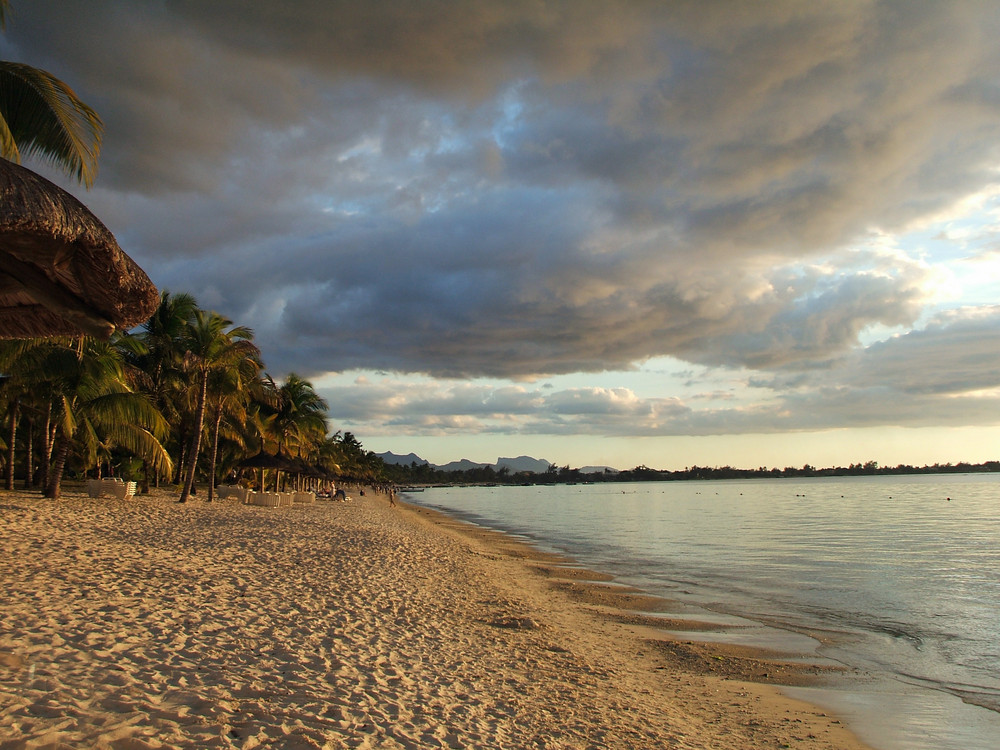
406,474,1000,750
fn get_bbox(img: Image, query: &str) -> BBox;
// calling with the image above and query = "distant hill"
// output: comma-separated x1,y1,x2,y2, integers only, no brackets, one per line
436,458,491,472
377,452,553,474
495,456,551,473
376,451,429,467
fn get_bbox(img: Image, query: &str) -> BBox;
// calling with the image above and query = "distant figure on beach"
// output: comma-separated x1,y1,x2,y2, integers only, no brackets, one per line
333,488,348,502
389,489,396,507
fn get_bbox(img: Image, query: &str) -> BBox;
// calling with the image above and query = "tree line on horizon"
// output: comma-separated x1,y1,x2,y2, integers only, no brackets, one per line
381,458,1000,486
0,291,388,500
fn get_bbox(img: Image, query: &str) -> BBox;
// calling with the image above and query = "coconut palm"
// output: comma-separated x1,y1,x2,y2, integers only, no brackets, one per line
176,310,258,503
313,432,343,471
137,292,199,398
203,344,263,501
132,291,199,488
0,1,103,187
248,373,327,492
266,373,329,458
40,336,172,499
0,339,33,487
0,337,59,488
330,430,384,482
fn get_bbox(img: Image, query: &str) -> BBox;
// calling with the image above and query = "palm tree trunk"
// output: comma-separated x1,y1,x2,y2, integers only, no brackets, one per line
42,402,54,489
44,436,70,499
178,370,208,503
23,417,33,489
5,398,18,490
207,404,223,502
175,429,187,485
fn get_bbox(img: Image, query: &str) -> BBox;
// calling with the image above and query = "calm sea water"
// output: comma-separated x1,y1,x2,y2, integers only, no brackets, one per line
405,474,1000,750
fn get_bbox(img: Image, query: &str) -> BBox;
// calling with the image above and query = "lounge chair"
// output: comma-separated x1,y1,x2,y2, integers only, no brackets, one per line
109,481,136,500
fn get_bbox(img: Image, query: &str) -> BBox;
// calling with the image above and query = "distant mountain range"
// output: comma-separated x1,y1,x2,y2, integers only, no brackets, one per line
376,452,620,474
376,452,555,473
377,452,428,467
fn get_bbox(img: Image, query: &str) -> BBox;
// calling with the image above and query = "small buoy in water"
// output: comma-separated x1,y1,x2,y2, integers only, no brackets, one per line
947,497,951,501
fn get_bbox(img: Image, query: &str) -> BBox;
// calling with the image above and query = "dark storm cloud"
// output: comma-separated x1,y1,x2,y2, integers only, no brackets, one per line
7,1,1000,384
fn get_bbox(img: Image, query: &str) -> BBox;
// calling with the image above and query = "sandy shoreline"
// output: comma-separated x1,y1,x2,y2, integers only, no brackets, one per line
0,485,871,749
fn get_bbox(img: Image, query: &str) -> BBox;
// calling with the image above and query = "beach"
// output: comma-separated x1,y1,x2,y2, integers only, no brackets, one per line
0,487,869,749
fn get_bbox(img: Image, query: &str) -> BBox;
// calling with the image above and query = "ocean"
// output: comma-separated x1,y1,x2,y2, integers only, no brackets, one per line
403,473,1000,750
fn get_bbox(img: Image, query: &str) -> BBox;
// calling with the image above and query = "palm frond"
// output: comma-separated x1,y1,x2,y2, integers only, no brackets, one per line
86,391,170,441
104,420,173,477
0,61,103,187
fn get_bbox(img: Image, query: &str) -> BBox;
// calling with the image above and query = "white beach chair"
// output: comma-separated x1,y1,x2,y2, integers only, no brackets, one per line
109,481,136,500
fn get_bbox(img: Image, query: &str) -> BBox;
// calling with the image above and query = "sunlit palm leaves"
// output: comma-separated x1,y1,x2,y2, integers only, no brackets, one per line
0,4,103,187
31,337,172,498
177,310,259,503
0,288,385,498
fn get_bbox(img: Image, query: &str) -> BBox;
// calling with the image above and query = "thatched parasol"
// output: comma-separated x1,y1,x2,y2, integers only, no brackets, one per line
237,450,300,472
238,450,299,492
0,157,158,339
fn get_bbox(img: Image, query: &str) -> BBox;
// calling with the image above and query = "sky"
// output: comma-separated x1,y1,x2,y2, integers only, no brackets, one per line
6,1,1000,470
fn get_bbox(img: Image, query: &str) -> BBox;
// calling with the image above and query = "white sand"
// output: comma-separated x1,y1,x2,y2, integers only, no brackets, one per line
0,487,870,749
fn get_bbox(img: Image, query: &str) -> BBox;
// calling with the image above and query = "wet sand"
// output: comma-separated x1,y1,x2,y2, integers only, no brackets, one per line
0,485,871,748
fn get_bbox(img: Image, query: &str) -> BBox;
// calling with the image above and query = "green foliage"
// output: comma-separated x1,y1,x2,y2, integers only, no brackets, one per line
0,290,392,498
0,3,103,186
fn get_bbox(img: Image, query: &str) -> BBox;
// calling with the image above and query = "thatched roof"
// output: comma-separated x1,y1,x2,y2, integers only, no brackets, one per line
0,157,158,339
238,451,298,470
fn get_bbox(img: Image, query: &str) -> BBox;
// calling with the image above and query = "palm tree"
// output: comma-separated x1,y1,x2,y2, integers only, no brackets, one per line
332,431,383,482
250,373,327,492
0,337,56,489
203,344,263,501
40,337,172,499
0,1,103,186
133,291,199,489
313,432,344,478
0,340,29,488
177,310,258,503
268,373,329,458
137,292,199,395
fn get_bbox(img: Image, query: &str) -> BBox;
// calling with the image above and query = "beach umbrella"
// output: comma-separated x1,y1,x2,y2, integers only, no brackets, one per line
237,450,289,470
0,158,158,339
285,455,321,490
238,450,297,492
